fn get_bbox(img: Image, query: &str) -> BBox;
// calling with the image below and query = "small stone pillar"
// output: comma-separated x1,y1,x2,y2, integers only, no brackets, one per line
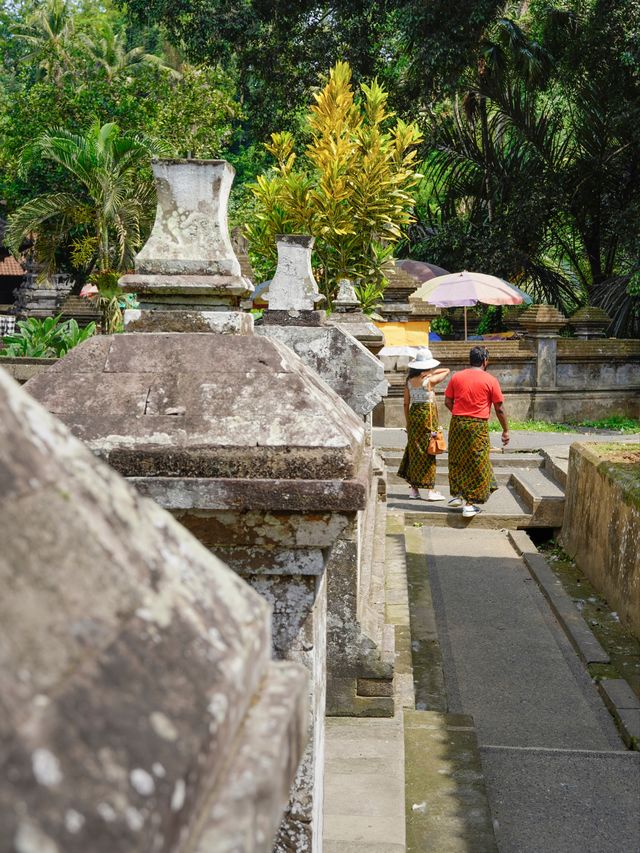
264,235,325,325
0,370,308,853
520,304,566,389
327,278,386,355
120,159,254,334
568,306,611,339
26,333,369,851
13,262,72,319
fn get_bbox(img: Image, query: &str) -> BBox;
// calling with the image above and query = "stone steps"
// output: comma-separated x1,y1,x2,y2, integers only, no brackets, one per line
509,467,566,527
387,481,534,529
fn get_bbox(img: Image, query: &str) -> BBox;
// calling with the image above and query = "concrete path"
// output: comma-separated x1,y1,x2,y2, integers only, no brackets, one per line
419,526,640,852
323,715,406,853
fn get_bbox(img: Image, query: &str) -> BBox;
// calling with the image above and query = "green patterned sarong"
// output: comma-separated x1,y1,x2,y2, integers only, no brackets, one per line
448,415,498,504
398,402,438,489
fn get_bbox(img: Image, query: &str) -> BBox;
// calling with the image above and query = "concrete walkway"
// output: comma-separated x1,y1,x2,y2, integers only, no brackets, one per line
420,526,640,852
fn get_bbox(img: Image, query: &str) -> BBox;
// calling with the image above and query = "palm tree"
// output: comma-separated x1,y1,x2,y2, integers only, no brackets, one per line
79,25,181,82
11,0,74,84
6,120,166,275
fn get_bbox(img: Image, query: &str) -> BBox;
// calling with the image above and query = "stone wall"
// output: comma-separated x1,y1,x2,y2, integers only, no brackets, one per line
560,443,640,639
0,370,308,853
377,339,640,427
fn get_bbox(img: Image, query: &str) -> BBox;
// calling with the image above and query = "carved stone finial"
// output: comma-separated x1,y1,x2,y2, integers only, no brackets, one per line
568,306,611,339
519,303,567,338
264,235,325,319
120,159,254,333
333,278,360,310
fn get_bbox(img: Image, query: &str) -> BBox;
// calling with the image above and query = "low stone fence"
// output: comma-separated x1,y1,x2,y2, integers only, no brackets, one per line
560,442,640,639
1,356,56,383
376,339,640,427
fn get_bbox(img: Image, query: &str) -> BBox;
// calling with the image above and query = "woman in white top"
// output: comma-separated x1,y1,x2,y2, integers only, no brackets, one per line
397,348,450,500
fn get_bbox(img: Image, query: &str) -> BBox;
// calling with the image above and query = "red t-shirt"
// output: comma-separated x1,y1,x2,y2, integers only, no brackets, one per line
445,368,504,419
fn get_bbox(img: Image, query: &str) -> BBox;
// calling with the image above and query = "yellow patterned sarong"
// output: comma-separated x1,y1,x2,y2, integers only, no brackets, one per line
448,415,498,504
398,402,438,488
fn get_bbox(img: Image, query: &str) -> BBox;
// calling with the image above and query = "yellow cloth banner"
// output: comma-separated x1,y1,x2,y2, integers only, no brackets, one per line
373,320,431,347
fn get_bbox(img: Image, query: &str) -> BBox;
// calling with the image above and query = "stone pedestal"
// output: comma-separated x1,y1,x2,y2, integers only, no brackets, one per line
520,304,567,389
0,370,307,853
13,270,73,319
568,306,611,339
326,279,386,355
120,159,254,333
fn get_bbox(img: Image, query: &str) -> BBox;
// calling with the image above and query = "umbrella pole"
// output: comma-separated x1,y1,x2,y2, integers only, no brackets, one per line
464,306,468,341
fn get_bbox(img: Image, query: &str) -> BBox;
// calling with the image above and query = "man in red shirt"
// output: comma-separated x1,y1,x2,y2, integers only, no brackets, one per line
444,346,510,517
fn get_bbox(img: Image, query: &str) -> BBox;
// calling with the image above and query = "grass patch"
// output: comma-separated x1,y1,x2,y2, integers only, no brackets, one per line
488,419,572,432
574,416,640,432
488,416,640,433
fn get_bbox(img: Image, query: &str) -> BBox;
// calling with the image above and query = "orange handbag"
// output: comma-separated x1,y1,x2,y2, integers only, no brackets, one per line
427,428,447,455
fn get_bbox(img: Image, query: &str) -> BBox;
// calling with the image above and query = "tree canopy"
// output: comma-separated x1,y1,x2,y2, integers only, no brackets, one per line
1,0,638,333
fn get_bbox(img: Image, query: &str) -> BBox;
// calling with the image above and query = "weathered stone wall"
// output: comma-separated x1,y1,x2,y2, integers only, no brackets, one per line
25,331,371,852
0,369,308,853
560,443,640,639
377,340,640,426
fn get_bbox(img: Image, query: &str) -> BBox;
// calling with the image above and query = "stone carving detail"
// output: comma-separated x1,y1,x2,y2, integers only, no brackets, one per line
266,235,325,312
119,160,253,331
136,159,240,276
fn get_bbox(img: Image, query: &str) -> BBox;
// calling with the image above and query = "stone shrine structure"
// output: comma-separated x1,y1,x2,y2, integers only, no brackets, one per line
120,159,254,335
0,370,307,853
257,236,395,718
326,278,386,356
26,157,395,852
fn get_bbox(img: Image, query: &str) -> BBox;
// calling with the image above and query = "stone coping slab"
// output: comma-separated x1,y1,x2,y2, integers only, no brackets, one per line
131,474,368,513
26,332,368,482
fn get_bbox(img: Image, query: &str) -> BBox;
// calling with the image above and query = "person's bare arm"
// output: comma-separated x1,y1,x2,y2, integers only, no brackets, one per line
495,401,510,446
424,368,450,388
445,396,454,412
403,385,410,425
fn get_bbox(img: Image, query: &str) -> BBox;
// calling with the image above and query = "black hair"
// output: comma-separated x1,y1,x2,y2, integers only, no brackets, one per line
469,346,489,366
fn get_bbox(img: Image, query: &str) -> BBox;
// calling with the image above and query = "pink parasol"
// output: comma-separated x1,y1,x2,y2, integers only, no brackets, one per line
410,270,530,339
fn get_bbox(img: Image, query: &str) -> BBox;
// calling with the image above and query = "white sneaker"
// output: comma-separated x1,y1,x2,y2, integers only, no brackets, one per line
448,496,464,508
426,490,445,501
462,504,481,518
408,487,420,499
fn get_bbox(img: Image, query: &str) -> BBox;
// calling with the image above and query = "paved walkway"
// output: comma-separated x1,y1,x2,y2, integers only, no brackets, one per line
419,526,640,852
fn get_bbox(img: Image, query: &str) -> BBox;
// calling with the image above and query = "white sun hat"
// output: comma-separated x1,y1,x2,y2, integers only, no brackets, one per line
407,347,440,370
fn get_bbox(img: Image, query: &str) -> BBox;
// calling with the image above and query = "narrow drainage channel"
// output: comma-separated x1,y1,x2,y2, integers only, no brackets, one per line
529,529,640,700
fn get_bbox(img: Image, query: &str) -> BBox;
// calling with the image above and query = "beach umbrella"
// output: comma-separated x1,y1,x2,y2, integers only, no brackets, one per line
410,270,532,340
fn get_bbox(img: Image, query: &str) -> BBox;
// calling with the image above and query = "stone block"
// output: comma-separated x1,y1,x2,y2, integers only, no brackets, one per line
0,370,308,853
26,331,372,850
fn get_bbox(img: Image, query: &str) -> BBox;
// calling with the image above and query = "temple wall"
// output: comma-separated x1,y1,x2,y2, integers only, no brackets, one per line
376,339,640,427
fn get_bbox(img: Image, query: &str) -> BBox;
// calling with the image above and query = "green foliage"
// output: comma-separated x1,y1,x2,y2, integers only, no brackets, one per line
245,62,423,304
575,417,640,434
5,120,166,276
0,0,238,245
150,64,237,158
0,314,96,358
408,3,640,336
429,315,453,338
